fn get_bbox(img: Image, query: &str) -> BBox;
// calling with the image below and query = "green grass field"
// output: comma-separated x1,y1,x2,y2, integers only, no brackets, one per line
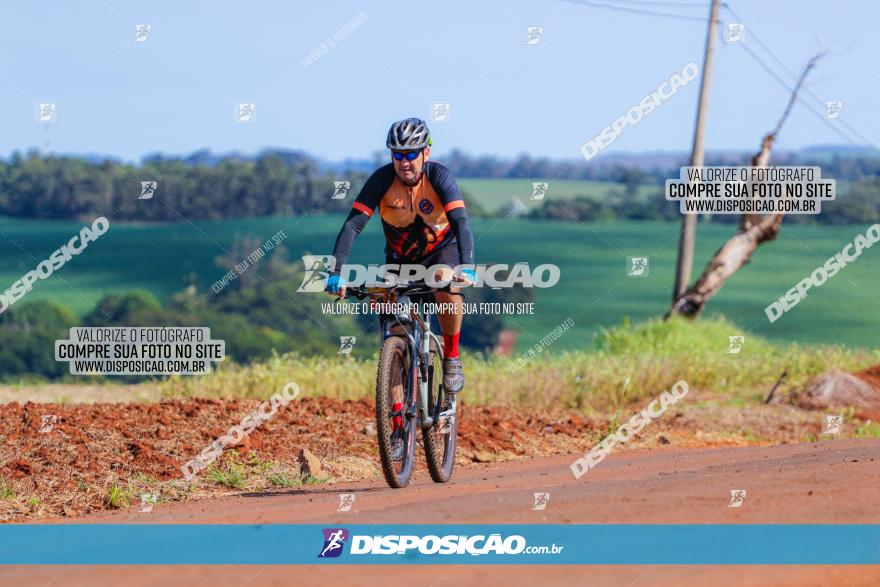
1,215,878,351
157,317,880,411
458,178,657,212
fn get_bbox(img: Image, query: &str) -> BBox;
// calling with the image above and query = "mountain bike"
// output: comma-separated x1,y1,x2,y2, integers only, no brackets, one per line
344,284,458,488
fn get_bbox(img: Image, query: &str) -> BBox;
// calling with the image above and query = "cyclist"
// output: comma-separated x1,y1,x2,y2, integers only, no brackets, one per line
326,117,476,394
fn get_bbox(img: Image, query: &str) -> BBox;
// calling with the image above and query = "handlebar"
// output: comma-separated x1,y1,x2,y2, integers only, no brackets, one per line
342,283,440,301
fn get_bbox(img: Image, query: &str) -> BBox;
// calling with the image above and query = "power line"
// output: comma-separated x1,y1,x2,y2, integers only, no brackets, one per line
606,0,708,6
720,5,876,148
563,0,876,148
722,5,799,81
560,0,708,22
733,41,854,144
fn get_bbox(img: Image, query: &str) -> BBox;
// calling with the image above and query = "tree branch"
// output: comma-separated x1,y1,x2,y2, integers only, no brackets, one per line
668,53,824,319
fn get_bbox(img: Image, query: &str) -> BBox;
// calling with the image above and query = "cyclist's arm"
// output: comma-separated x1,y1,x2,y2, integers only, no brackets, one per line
331,209,370,270
330,165,394,268
428,162,475,266
446,207,474,266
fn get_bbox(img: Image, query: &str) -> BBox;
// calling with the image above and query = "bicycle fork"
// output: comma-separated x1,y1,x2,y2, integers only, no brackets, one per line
416,328,456,431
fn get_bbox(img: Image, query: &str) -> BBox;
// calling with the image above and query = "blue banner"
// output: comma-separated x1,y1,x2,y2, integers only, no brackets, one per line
1,524,877,565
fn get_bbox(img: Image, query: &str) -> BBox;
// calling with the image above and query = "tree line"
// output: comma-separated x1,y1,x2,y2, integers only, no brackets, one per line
0,242,528,381
0,151,363,221
526,176,880,225
0,149,877,223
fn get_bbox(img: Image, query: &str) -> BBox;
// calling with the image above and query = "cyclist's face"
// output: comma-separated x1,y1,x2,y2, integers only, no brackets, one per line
392,147,430,184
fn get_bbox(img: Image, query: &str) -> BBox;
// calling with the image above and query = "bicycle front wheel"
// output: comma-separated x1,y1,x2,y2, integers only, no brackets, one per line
375,335,417,488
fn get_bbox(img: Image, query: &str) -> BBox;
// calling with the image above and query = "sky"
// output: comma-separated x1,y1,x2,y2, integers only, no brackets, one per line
1,0,876,163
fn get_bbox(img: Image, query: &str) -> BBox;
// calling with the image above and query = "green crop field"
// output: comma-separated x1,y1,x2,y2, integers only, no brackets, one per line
1,215,878,351
458,178,657,212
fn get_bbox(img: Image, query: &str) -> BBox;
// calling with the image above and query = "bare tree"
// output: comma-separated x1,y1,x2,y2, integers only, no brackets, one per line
668,53,824,318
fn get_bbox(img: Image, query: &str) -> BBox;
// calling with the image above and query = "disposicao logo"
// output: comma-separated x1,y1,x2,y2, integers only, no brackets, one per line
318,528,349,558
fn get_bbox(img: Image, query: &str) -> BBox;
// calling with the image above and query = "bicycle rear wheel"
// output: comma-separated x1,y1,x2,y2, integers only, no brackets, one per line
376,335,417,488
422,336,457,483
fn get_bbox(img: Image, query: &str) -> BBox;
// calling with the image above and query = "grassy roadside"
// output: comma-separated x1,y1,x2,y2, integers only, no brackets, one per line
3,317,878,521
156,317,880,412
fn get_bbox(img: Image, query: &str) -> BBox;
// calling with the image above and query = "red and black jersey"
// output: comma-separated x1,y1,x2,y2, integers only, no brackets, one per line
331,161,474,268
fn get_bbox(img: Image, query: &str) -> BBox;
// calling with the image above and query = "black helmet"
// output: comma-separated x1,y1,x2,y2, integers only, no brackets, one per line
386,117,432,150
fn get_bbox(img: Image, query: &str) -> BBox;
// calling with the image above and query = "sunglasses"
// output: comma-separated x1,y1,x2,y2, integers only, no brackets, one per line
391,150,422,162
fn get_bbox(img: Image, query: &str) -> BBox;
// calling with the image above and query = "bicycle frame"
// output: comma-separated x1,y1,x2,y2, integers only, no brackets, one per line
345,284,454,430
382,296,445,429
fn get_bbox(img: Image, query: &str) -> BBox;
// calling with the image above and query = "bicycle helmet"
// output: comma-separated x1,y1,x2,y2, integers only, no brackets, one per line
386,117,432,150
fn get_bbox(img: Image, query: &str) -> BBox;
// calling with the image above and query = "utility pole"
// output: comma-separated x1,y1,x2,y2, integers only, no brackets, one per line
672,0,720,304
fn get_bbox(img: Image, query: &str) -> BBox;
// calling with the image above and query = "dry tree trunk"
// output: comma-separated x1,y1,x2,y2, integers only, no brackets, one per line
668,134,783,317
667,53,824,319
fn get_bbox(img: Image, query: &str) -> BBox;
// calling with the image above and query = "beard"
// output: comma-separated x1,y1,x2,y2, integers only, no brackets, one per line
399,168,423,186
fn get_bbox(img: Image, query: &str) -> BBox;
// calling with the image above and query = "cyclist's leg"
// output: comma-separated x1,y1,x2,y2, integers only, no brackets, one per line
425,248,464,354
426,246,466,392
434,280,463,348
434,282,465,393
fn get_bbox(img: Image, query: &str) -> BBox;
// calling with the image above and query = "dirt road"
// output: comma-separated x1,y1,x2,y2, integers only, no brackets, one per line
4,439,879,586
